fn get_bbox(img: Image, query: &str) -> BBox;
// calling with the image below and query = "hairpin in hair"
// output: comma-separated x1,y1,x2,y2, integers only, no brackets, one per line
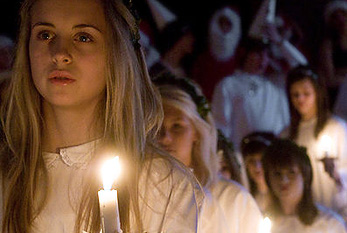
122,0,141,48
242,135,272,146
154,72,211,120
289,65,319,81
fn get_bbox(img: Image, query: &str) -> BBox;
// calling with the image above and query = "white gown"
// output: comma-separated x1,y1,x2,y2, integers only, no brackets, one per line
270,204,347,233
0,140,202,233
211,71,289,151
199,177,263,233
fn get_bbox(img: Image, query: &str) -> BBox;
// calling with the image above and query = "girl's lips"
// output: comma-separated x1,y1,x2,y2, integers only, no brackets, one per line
49,77,76,85
48,70,75,85
280,185,289,192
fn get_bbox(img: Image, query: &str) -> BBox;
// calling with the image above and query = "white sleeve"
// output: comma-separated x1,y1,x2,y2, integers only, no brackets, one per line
334,119,347,172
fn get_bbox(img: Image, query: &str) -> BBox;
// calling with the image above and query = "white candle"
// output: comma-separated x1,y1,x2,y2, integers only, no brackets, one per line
259,217,272,233
98,156,122,233
266,0,276,23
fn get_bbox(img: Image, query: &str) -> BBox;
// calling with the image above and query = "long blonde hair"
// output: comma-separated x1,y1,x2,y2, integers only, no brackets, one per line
158,85,220,189
0,0,163,232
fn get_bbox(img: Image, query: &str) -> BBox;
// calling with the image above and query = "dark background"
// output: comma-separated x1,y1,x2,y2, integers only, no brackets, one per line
0,0,330,66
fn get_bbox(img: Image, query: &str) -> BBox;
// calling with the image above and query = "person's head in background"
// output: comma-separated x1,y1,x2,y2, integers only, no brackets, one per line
156,19,196,76
241,132,275,197
238,38,270,75
324,0,347,35
262,138,318,225
0,35,14,72
155,73,220,188
1,0,162,231
286,65,330,139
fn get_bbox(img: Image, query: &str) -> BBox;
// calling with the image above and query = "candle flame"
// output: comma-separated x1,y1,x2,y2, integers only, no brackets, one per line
320,135,333,154
102,156,121,190
259,217,271,233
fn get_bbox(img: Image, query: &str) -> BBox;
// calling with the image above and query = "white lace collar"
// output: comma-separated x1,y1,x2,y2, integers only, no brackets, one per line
43,139,101,169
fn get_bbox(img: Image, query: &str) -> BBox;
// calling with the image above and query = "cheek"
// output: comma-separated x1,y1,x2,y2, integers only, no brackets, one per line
294,178,305,196
269,177,280,195
29,40,46,77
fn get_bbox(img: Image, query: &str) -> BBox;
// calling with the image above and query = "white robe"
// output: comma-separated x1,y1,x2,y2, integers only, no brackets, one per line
0,140,202,233
199,177,263,233
211,71,289,152
270,204,347,233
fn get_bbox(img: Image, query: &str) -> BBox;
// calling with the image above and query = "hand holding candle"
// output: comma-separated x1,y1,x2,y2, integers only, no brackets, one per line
319,135,342,188
98,156,122,233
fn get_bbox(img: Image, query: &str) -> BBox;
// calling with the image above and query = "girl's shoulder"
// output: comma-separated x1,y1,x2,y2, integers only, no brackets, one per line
325,115,347,131
315,204,347,230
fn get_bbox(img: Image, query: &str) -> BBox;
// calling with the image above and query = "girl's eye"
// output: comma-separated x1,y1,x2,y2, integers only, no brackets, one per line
273,171,282,178
75,33,93,43
172,123,183,130
37,31,54,41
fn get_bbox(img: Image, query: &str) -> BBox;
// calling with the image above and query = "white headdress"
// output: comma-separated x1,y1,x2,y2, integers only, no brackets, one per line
324,0,347,22
146,0,177,31
248,0,277,40
209,7,241,61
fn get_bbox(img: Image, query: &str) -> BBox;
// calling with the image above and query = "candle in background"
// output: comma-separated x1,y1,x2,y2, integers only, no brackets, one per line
98,156,122,233
266,0,276,23
259,217,272,233
320,135,333,157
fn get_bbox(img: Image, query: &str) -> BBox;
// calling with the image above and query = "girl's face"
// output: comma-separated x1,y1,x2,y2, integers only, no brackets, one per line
245,153,265,185
269,165,304,206
29,0,107,109
158,105,197,166
290,78,317,120
243,50,269,75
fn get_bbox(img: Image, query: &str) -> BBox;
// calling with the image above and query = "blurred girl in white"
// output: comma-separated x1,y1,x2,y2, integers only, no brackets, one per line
262,139,346,232
155,74,262,233
0,0,201,232
240,131,276,212
282,65,347,220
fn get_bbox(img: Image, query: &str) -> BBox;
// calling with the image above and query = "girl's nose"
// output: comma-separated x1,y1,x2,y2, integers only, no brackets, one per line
158,128,172,146
280,174,290,184
51,38,73,65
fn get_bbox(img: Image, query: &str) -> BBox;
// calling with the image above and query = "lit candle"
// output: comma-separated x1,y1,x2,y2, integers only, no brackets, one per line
259,217,272,233
320,135,333,157
266,0,276,23
98,156,122,233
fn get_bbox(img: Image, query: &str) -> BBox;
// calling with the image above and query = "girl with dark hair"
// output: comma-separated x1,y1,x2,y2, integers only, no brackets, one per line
262,139,346,232
282,65,347,220
241,131,276,213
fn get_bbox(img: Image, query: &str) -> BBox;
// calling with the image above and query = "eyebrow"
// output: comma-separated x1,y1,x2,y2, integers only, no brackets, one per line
32,22,102,33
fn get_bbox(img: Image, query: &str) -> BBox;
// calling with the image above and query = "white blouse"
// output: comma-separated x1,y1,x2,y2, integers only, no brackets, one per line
212,71,289,152
270,204,347,233
199,177,263,233
1,140,202,233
